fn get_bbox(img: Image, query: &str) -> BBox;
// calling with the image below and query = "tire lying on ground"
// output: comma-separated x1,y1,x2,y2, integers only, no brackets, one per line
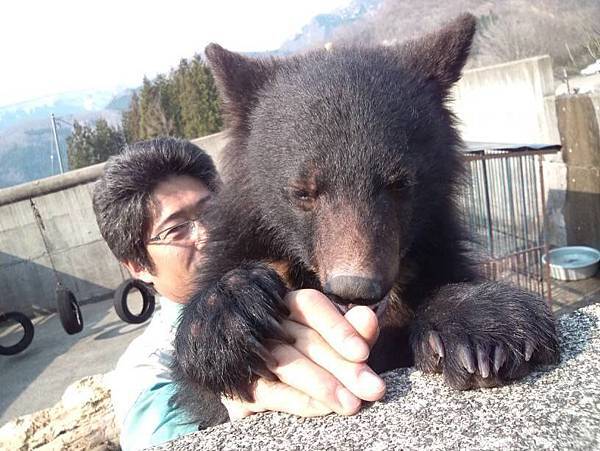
0,311,34,355
114,279,155,324
56,286,84,335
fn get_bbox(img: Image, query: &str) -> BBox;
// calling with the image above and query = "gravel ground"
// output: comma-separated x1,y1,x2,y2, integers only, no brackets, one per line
155,304,600,451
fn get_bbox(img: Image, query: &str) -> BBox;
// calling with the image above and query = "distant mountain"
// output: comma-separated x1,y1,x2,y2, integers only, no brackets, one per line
0,88,132,132
279,0,381,53
0,89,131,189
0,1,382,190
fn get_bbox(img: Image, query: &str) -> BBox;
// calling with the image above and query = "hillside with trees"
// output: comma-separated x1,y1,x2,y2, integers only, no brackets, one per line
67,119,125,170
325,0,600,75
67,55,222,170
4,0,599,185
0,122,70,188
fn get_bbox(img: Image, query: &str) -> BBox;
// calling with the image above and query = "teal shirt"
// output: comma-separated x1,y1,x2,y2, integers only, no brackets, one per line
121,382,197,449
111,298,202,450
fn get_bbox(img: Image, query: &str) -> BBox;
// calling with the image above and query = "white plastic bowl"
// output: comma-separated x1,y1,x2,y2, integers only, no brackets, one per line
542,246,600,281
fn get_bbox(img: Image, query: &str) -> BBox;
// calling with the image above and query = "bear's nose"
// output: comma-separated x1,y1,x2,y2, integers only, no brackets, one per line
323,274,384,305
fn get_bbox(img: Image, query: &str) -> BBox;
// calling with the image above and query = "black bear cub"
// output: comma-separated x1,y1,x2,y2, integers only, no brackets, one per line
173,14,560,427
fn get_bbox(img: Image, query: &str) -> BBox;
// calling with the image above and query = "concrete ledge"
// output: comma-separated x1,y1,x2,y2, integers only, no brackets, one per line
156,304,600,450
0,131,229,206
0,163,105,206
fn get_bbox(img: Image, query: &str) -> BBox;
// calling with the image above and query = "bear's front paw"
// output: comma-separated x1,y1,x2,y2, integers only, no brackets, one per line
411,282,560,390
413,330,548,389
174,263,292,401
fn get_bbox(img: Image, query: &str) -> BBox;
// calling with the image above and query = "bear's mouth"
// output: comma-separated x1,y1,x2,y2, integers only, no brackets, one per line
328,295,388,319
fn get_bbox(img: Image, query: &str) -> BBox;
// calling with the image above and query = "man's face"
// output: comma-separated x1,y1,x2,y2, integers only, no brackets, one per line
127,175,211,302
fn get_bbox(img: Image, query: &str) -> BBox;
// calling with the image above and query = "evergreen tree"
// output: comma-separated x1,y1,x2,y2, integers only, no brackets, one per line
138,76,176,138
67,119,125,170
122,55,222,142
178,55,223,138
67,121,93,170
122,92,141,143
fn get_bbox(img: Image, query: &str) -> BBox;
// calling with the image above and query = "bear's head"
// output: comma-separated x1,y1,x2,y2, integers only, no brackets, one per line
205,14,476,311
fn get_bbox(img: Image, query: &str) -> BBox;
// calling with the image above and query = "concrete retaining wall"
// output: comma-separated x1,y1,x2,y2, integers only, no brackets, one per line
0,172,125,315
452,55,560,144
452,55,567,247
556,93,600,250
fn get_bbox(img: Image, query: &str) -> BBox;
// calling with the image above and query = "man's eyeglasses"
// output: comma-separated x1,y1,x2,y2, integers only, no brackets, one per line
147,217,203,244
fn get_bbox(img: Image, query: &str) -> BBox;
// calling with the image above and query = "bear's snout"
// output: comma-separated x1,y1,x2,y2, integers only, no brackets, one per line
323,274,384,305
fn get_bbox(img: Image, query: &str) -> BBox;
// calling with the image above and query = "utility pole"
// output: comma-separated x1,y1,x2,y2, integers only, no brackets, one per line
563,67,571,95
50,113,65,174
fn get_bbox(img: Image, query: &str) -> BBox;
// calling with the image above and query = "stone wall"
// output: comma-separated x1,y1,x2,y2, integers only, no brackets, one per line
0,374,119,451
155,304,600,450
3,305,597,451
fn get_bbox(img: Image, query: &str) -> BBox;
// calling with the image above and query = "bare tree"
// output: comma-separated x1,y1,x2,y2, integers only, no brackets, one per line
324,0,600,73
475,0,600,71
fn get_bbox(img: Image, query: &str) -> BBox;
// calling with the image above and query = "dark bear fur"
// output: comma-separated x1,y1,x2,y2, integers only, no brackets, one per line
173,14,560,428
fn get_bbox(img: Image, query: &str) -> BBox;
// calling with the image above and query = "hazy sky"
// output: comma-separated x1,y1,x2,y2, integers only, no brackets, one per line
0,0,351,107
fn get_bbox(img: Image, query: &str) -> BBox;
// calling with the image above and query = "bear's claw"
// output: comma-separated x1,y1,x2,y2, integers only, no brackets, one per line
412,282,559,390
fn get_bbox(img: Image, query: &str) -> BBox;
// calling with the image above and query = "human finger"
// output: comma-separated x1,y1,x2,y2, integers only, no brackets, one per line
269,341,363,415
222,378,332,420
253,378,332,417
282,319,385,402
220,396,260,421
285,289,370,362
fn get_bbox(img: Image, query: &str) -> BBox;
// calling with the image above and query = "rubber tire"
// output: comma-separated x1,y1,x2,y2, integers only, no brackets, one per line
114,279,155,324
0,311,34,355
56,287,84,335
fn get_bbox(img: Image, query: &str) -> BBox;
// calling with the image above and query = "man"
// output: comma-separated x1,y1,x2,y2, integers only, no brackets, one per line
93,137,385,450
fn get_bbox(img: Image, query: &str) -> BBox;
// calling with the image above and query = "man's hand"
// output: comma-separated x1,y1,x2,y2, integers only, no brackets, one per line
221,289,385,420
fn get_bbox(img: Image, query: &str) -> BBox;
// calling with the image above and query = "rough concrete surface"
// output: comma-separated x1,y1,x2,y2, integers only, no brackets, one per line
0,374,119,451
155,304,600,451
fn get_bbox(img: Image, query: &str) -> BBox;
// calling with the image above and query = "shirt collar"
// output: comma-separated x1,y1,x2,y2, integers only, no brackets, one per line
158,296,186,327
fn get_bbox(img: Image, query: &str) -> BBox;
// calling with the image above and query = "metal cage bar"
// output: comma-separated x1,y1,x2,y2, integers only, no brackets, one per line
460,143,560,302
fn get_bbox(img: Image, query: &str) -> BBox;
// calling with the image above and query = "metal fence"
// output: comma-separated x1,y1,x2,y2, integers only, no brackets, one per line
460,143,561,301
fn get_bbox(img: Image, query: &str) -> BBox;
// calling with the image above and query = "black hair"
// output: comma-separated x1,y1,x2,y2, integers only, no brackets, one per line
92,137,219,271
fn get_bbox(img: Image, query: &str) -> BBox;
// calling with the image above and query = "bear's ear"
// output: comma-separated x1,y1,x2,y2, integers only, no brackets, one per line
401,13,477,92
204,44,278,126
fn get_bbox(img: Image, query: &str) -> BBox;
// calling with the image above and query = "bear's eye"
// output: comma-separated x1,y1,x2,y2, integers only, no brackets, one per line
384,172,416,194
294,189,312,201
286,185,317,211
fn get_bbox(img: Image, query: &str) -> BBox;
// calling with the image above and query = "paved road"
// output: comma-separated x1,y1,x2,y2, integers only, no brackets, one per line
0,296,150,426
